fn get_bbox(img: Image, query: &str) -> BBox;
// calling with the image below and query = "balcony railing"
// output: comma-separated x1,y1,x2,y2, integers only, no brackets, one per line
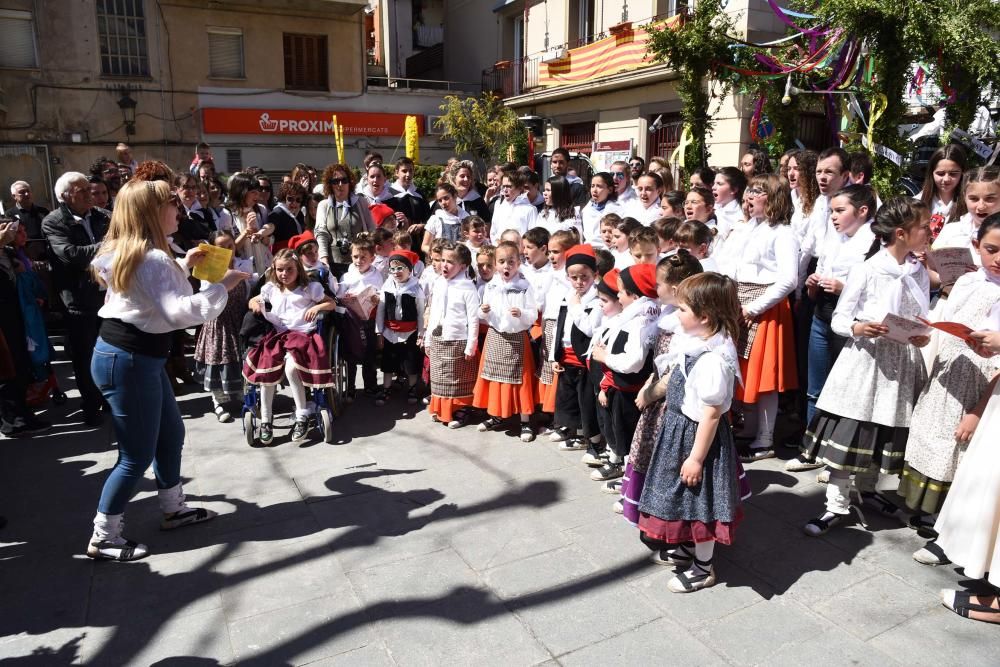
482,11,683,98
366,76,481,94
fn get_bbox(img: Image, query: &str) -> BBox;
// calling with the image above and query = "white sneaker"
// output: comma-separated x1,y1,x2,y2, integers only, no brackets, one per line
612,499,623,514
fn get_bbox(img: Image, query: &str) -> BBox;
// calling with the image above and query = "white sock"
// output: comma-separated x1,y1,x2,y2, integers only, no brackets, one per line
692,542,715,573
260,384,276,422
211,390,228,408
158,483,187,515
753,392,779,446
92,512,123,543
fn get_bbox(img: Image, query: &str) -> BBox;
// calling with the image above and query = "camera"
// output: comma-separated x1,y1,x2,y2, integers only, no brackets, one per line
335,238,351,255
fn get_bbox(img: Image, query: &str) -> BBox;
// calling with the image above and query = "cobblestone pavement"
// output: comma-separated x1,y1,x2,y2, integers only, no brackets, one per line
2,377,999,666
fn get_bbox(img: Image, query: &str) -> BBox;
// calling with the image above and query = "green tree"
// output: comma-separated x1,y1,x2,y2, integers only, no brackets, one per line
645,0,739,167
436,93,526,175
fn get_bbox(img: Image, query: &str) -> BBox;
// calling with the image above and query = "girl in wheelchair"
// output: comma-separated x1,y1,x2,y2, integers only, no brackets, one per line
243,249,337,444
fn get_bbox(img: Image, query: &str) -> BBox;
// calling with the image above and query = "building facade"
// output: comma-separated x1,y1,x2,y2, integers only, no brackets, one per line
484,0,801,169
0,0,487,210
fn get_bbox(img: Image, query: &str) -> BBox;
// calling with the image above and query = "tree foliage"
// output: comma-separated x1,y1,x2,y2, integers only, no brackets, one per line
645,0,738,168
435,93,526,175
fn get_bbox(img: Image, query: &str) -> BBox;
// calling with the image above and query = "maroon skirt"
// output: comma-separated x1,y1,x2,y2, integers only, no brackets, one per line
243,329,333,388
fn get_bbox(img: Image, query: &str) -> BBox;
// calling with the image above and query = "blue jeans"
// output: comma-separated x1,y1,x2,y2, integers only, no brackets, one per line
806,316,847,424
91,338,185,515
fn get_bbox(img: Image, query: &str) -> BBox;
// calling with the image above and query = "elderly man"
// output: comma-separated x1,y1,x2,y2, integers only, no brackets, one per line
9,181,49,244
42,172,110,426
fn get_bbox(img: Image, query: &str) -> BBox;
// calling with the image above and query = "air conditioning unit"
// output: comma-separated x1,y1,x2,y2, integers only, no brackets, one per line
426,115,444,135
540,47,566,63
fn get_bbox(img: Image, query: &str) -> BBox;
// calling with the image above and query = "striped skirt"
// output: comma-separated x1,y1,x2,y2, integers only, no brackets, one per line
801,411,908,476
242,329,333,388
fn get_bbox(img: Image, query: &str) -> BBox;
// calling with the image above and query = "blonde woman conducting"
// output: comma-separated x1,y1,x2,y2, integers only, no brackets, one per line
87,179,248,561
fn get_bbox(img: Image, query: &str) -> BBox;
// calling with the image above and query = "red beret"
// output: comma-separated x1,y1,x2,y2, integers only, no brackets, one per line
370,202,396,226
388,250,419,270
565,244,597,271
289,230,318,251
597,267,620,299
621,263,658,299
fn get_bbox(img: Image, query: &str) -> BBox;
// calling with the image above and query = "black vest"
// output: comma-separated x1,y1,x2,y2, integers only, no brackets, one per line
383,291,419,323
609,329,654,389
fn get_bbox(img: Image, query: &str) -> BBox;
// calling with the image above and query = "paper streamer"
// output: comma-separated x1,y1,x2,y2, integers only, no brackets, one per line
331,115,345,165
866,94,888,156
669,125,693,168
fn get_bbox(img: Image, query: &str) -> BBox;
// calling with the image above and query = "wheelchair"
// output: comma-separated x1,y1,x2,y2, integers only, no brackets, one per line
239,308,354,445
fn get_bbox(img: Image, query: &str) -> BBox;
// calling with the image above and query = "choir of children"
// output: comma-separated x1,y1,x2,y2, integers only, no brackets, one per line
229,151,1000,610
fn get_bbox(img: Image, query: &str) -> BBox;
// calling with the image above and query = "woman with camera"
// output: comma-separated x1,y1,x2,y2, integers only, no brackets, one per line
315,164,375,279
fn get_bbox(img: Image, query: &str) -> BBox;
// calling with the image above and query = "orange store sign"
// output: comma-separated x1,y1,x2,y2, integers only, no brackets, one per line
201,108,423,137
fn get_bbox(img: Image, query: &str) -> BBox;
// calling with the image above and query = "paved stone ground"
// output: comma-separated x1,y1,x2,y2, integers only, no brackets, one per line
3,370,1000,666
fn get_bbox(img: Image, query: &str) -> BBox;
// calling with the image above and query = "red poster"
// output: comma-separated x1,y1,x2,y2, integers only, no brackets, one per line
201,108,423,137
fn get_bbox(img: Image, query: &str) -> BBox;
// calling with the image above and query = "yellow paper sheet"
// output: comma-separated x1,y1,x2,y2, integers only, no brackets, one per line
191,243,232,283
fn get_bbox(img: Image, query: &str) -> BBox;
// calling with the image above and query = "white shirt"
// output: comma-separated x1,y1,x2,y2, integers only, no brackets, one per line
491,194,538,243
625,198,661,226
521,261,554,306
556,286,601,354
580,199,623,248
426,208,469,243
832,250,930,338
713,199,743,242
612,248,634,270
541,268,570,320
426,275,481,355
479,272,539,333
723,218,799,316
815,222,876,281
338,264,385,298
261,281,325,334
93,249,228,334
537,208,581,236
617,186,637,206
933,213,981,265
668,331,740,420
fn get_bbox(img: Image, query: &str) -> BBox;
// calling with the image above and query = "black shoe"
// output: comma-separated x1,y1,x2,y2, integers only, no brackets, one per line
407,385,420,404
260,422,274,445
84,411,104,427
520,424,536,442
291,419,309,442
803,511,846,536
21,417,52,434
374,390,389,406
477,416,504,432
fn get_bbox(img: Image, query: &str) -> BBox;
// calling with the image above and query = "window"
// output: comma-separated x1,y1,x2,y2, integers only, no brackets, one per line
208,28,244,79
0,10,37,69
96,0,149,77
562,122,596,155
568,0,596,47
283,33,328,91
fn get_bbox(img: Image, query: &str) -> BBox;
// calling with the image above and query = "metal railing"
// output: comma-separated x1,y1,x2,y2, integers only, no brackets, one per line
365,76,481,94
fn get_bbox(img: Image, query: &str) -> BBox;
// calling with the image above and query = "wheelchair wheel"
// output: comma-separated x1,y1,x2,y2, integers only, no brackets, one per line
320,409,335,443
243,411,256,446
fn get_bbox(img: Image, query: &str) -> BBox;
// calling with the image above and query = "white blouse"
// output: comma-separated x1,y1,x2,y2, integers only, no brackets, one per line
831,251,930,339
261,281,325,334
625,199,661,226
490,194,538,244
426,275,481,355
580,200,623,248
713,199,743,241
479,273,539,333
94,249,228,334
660,331,740,420
537,208,581,236
723,218,799,316
426,208,469,242
815,222,876,281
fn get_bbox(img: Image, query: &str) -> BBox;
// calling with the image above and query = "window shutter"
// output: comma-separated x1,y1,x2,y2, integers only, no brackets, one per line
208,29,244,78
0,13,37,69
283,34,328,91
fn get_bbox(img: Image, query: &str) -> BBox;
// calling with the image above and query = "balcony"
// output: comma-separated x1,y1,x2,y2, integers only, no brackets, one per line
482,12,682,99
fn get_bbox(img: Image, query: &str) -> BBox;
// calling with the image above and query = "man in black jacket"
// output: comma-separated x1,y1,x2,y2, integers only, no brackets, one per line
550,147,589,206
9,181,49,260
42,171,109,426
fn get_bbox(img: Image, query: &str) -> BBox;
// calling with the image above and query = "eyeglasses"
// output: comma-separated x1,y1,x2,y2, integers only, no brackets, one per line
745,188,765,196
611,172,627,180
328,177,350,186
285,197,303,204
500,184,513,190
387,265,408,273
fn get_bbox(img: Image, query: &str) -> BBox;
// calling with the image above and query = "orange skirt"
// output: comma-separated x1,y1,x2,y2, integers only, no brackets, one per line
538,374,559,413
473,334,538,418
429,395,474,424
736,298,798,404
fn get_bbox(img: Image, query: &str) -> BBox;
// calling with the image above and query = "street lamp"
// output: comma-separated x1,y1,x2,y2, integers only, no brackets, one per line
117,89,137,137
